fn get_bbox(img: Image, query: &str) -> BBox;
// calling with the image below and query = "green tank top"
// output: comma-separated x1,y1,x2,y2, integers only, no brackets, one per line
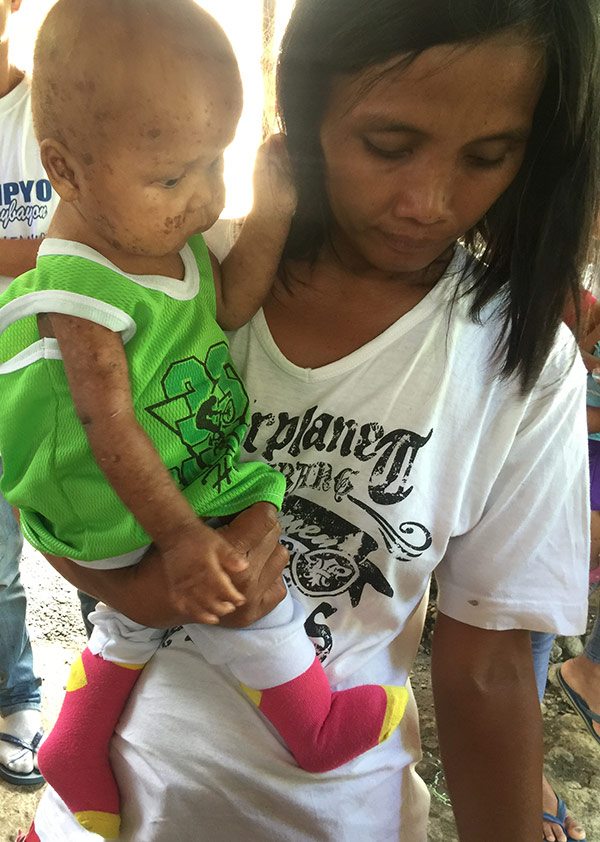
0,235,285,561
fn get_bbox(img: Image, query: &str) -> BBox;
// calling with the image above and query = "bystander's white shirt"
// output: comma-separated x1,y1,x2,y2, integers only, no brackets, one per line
0,76,57,292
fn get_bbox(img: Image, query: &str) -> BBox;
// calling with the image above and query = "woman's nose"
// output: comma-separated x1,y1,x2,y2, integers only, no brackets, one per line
390,161,452,226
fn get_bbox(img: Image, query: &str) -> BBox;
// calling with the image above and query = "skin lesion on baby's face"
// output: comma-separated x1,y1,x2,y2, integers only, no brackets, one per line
75,67,241,262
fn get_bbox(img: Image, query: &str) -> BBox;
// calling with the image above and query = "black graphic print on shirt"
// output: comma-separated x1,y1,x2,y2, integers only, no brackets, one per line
245,405,433,662
280,495,394,606
145,342,249,493
160,402,434,662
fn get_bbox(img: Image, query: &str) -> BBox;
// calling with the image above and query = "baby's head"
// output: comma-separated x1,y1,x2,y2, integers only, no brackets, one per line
32,0,242,256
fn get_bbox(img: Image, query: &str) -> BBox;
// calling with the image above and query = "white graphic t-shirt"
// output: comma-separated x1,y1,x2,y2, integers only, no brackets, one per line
0,76,58,291
32,248,589,842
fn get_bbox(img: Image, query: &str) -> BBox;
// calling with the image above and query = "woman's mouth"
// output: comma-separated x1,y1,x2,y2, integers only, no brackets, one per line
379,230,437,252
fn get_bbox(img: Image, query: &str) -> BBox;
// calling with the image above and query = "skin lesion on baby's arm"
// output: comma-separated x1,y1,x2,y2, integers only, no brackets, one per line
42,312,251,623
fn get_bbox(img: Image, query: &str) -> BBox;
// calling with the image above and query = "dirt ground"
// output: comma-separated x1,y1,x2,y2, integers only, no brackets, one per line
1,544,598,842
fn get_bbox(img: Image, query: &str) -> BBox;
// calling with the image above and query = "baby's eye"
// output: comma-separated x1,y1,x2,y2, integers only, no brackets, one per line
161,175,183,189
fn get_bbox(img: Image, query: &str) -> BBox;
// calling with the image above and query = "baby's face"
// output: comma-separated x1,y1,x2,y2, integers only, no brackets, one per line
75,63,241,257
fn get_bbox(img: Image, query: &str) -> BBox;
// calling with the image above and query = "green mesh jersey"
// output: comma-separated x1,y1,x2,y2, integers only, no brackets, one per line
0,235,285,562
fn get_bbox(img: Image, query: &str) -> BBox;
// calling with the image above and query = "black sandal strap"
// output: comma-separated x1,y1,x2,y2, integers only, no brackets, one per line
0,729,43,753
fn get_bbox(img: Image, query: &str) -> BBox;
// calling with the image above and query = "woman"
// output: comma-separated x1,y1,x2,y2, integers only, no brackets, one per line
27,0,599,839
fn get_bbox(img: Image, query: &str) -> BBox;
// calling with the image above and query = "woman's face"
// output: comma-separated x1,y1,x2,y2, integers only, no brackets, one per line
319,32,545,277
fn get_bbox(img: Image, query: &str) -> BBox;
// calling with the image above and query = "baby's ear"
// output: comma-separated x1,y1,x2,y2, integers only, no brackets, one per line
39,138,81,202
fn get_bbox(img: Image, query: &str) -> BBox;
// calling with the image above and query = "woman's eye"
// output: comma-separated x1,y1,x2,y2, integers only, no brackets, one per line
363,138,412,160
467,154,508,170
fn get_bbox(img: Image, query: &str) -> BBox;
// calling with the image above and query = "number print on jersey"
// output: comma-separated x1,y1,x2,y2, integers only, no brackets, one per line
145,342,249,492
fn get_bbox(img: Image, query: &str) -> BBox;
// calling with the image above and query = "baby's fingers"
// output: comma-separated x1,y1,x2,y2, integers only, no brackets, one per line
206,564,247,608
196,600,238,624
219,550,249,575
197,610,221,625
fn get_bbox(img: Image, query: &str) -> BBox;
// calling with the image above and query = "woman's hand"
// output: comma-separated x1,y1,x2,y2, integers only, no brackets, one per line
43,503,288,628
217,504,289,627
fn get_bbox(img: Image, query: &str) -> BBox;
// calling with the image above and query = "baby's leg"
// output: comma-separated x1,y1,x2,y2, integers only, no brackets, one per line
38,604,164,839
184,589,408,773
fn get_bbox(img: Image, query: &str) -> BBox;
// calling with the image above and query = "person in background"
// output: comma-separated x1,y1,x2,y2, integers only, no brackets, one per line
558,300,600,754
21,0,600,839
530,288,600,842
0,0,58,788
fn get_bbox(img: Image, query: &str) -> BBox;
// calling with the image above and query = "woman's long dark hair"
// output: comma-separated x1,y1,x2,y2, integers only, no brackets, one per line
277,0,600,391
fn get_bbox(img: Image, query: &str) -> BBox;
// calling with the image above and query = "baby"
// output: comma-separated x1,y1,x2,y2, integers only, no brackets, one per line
0,0,407,838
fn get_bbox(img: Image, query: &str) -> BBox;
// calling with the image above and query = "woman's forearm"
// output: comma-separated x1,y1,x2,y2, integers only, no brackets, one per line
43,502,288,628
44,553,150,620
432,614,543,841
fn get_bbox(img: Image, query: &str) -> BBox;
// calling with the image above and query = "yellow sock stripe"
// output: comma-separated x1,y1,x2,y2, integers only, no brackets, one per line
378,685,409,744
66,656,145,692
65,656,87,692
240,684,263,707
74,810,120,839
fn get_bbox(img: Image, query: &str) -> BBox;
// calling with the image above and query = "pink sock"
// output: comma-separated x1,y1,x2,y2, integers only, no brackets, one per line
245,656,408,772
37,647,144,839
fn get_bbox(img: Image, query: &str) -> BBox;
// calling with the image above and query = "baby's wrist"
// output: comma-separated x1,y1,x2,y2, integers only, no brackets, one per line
153,515,205,550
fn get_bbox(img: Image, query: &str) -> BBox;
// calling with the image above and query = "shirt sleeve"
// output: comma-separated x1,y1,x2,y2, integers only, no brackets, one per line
436,336,590,635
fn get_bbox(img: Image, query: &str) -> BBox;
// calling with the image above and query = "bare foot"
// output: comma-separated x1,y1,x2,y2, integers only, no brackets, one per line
561,654,600,740
542,776,585,842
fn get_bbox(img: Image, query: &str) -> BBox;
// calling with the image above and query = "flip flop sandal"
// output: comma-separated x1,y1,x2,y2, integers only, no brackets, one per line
543,795,586,842
0,730,44,787
557,667,600,747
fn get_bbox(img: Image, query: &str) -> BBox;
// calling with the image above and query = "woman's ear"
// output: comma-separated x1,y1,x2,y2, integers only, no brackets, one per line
39,138,82,202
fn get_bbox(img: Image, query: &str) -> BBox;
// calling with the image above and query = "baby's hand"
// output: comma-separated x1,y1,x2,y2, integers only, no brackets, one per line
252,133,297,222
158,521,249,625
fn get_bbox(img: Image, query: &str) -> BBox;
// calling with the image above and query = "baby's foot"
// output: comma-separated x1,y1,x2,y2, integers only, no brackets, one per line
38,648,144,839
243,657,408,772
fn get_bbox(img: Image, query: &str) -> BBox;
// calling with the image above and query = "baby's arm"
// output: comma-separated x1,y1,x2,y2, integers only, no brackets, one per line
214,134,296,330
45,313,249,623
